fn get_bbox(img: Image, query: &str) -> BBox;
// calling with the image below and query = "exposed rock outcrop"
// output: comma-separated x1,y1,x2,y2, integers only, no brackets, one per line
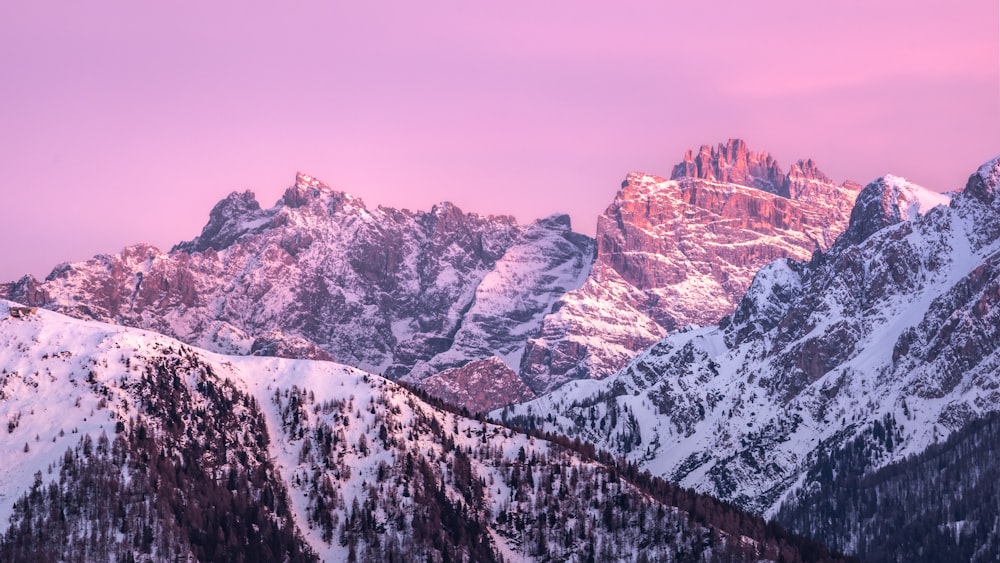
520,140,862,392
420,357,537,414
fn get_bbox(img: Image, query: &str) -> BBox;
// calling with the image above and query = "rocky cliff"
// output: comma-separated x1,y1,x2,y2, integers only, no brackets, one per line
419,356,537,414
520,139,861,392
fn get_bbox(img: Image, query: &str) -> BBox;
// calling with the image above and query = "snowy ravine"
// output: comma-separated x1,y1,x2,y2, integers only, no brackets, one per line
0,301,841,562
501,156,1000,516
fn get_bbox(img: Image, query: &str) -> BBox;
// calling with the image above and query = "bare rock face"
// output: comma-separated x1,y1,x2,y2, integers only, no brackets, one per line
250,329,334,362
671,139,786,194
783,159,856,205
521,140,862,393
1,276,48,308
420,357,537,414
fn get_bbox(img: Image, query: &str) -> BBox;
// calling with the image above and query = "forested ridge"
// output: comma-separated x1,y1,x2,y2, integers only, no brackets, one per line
777,412,1000,562
0,341,849,562
1,349,312,562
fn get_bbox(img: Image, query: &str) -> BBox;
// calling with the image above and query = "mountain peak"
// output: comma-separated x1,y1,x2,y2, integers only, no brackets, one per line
293,171,328,190
429,200,462,218
963,154,1000,205
789,158,829,181
536,213,573,230
841,175,949,247
284,172,340,208
783,158,832,196
670,138,786,194
670,141,857,206
173,190,263,253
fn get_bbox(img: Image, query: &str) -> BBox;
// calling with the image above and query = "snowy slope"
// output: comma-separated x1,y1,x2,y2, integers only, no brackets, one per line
504,159,999,516
0,300,838,562
404,213,595,381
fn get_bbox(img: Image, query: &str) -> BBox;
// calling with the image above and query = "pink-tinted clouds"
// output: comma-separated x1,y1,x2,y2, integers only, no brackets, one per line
1,1,997,282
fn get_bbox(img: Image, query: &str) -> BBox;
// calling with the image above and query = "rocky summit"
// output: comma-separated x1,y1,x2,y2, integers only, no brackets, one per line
519,139,861,393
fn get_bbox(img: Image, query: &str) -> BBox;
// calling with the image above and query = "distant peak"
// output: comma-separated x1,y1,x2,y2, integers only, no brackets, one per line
881,175,950,219
284,172,351,209
962,155,1000,205
786,158,831,184
841,175,949,246
224,189,262,211
173,190,263,253
422,201,468,234
670,138,786,195
294,171,329,190
430,201,461,216
537,213,572,230
782,158,848,202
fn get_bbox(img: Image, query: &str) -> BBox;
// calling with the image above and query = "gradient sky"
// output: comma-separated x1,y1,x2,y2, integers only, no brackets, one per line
1,1,998,282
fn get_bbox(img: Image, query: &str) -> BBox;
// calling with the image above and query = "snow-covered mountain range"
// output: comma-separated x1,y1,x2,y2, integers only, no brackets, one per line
2,174,594,396
0,301,840,562
1,140,860,413
501,156,999,516
1,138,996,561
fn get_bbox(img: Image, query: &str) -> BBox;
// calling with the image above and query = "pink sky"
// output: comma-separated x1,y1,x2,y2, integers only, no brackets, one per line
1,1,997,282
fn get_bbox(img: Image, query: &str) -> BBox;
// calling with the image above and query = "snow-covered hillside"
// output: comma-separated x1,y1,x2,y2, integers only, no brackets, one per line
0,301,840,562
503,157,1000,516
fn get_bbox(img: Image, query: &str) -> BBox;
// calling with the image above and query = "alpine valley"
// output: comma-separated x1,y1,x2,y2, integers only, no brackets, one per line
2,139,999,561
